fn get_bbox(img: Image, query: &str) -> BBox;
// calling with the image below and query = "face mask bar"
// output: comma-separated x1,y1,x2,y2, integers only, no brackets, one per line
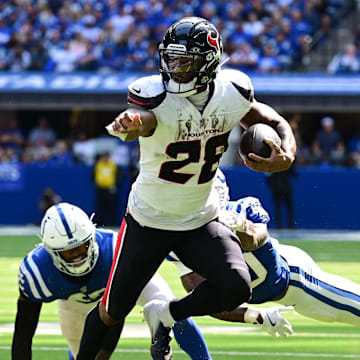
50,233,98,276
160,48,204,83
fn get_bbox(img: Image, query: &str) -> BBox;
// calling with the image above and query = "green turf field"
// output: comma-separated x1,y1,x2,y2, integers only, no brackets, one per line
1,234,359,359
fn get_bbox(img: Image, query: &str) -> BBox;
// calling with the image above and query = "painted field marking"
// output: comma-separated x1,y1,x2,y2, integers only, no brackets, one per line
1,346,359,358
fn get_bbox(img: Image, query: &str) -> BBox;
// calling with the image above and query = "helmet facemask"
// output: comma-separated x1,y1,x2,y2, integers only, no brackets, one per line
159,17,223,97
160,45,208,97
41,203,99,277
48,232,99,277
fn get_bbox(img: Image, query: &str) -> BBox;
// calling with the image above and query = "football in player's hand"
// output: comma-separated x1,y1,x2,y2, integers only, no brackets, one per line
239,123,281,159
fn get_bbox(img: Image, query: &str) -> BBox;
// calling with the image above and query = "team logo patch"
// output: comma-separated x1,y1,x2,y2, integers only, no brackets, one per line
207,31,219,52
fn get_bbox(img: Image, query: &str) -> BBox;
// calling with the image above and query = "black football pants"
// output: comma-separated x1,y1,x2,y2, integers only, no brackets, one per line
101,213,252,321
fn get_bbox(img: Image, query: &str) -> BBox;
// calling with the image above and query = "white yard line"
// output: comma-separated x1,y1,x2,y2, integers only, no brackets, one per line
1,322,360,338
0,346,359,358
0,322,257,337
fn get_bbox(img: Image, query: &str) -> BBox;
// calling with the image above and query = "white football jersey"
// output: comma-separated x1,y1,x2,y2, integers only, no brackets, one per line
127,69,254,230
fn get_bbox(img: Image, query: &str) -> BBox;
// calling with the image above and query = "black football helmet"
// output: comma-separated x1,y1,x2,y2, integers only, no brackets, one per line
159,17,223,97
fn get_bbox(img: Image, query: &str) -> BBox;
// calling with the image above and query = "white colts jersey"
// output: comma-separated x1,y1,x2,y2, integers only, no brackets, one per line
127,69,253,230
276,242,360,326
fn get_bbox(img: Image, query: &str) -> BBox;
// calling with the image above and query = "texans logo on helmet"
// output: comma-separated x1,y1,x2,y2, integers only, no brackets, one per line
207,32,219,52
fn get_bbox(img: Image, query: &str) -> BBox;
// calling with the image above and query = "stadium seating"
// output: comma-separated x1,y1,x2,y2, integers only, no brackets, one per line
0,0,356,73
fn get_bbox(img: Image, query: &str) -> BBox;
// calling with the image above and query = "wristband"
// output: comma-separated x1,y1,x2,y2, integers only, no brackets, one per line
244,308,260,324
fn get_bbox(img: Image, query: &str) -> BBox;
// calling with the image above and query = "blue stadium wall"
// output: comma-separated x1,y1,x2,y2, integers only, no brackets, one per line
0,163,358,229
1,72,360,229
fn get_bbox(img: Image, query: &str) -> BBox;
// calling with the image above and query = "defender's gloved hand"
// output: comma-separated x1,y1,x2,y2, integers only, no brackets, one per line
218,210,246,232
244,306,294,338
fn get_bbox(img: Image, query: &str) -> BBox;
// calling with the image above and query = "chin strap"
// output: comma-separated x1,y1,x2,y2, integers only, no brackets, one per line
167,78,199,97
219,56,230,68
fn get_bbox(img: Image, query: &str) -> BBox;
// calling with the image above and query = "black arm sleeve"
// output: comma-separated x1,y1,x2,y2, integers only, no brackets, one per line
12,293,42,360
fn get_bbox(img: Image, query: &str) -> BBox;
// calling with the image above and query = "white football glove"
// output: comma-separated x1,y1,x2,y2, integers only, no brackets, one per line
244,306,294,338
218,209,246,232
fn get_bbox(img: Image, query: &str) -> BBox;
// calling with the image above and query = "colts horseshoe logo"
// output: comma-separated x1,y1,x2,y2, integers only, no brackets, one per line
207,32,219,52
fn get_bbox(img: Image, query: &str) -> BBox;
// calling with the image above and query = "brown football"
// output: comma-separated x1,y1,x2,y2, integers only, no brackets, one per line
239,123,281,159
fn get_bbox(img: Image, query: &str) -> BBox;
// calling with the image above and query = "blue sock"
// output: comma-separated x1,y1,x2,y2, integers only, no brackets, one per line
173,318,212,360
68,349,74,360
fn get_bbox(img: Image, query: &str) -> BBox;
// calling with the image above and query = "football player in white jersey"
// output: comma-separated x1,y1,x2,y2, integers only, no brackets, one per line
169,170,360,331
77,17,296,360
12,203,213,360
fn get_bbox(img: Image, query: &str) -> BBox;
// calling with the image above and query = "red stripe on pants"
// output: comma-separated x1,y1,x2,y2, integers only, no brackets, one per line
102,218,127,309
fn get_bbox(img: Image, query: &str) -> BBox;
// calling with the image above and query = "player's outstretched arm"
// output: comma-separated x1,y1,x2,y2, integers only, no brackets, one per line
106,107,157,142
213,305,294,338
180,273,293,338
240,101,296,173
12,293,42,359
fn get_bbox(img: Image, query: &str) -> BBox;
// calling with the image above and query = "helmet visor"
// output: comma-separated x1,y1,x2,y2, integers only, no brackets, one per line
161,49,203,83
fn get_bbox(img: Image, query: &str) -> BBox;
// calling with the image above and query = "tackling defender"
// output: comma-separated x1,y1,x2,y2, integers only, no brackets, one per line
11,203,212,360
169,170,360,328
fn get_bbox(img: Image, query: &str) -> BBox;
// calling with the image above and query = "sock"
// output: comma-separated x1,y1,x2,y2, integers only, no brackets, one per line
173,318,212,360
76,304,110,360
68,349,74,360
159,300,176,328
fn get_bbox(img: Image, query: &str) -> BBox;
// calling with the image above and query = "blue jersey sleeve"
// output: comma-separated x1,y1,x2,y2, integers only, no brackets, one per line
18,247,56,303
227,196,270,224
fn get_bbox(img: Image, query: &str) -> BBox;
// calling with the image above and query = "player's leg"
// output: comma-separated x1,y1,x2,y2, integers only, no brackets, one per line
138,273,212,360
277,244,360,326
173,319,212,360
57,300,93,358
96,322,124,360
169,219,251,320
77,215,174,359
68,349,74,360
142,220,250,360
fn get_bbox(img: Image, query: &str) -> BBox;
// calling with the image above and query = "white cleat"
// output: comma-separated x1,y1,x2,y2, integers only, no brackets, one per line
143,300,173,360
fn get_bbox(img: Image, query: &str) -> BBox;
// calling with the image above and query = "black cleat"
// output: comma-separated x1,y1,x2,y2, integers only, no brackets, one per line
143,300,173,360
150,322,172,360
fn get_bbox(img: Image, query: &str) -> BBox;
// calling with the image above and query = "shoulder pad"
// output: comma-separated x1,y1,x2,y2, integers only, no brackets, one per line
128,75,166,110
18,249,53,302
95,229,117,254
220,69,254,102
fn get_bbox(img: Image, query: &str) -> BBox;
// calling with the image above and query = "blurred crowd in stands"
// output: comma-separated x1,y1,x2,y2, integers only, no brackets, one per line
0,115,360,169
0,0,355,74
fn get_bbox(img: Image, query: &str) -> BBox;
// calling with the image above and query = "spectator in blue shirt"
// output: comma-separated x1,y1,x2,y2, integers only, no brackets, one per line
28,117,57,147
327,43,360,74
0,119,25,157
313,116,345,165
49,140,75,167
257,43,281,72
